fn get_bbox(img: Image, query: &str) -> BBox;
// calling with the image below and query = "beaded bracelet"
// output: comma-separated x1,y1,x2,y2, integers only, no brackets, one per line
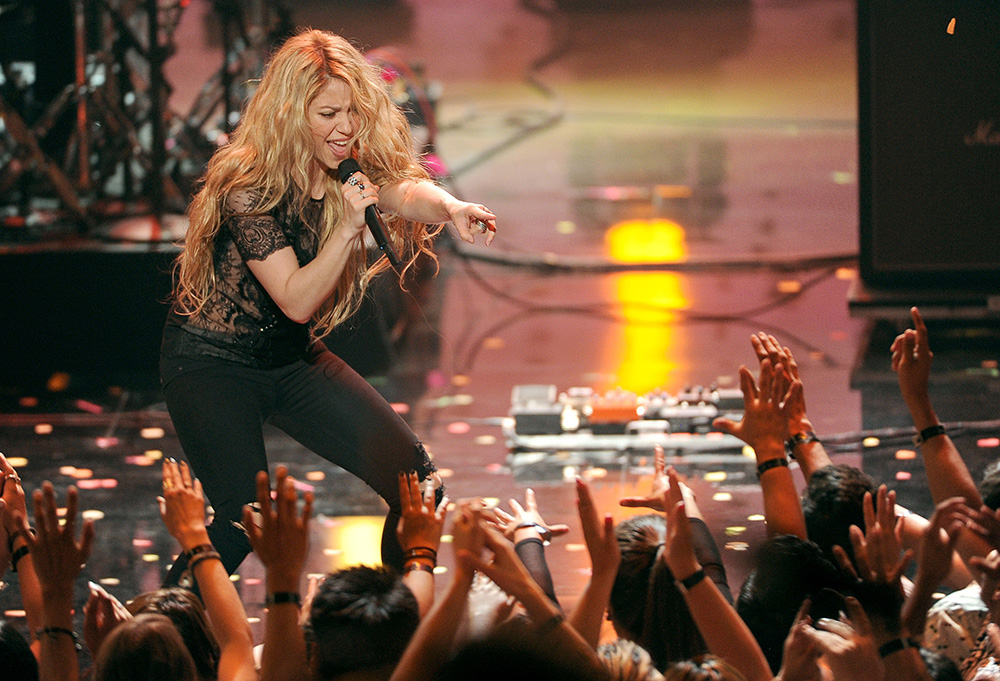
36,627,82,653
184,543,216,561
187,551,222,573
404,561,435,574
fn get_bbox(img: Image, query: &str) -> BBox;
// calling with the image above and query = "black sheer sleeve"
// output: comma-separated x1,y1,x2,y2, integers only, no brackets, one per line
226,190,292,262
515,537,561,608
689,517,732,604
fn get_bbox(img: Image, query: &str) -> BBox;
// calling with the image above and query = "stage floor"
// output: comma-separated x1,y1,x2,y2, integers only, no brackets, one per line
3,0,1000,652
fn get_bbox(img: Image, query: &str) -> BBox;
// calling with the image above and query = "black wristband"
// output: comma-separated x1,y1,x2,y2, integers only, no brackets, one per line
11,545,29,572
756,457,789,480
265,591,301,606
676,568,706,593
7,527,35,553
878,637,920,658
913,425,946,447
36,627,82,652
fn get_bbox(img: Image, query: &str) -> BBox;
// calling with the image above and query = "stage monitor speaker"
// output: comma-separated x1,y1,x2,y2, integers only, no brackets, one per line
858,1,1000,287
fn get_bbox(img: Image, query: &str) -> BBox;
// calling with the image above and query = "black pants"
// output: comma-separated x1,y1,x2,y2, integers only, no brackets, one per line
159,345,438,584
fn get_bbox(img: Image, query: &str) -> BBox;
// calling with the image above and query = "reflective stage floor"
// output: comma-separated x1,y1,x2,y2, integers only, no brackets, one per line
3,0,1000,646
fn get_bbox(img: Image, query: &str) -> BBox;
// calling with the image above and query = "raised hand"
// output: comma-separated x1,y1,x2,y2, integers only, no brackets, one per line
804,597,884,681
244,466,313,590
663,467,701,580
83,581,132,656
493,487,569,544
712,359,789,456
777,600,822,681
21,482,95,595
397,470,448,553
963,504,1000,551
576,477,620,579
620,444,699,512
158,459,210,550
833,489,913,588
1,451,28,565
891,307,933,405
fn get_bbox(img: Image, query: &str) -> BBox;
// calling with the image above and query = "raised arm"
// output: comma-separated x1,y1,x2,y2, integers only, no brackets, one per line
713,360,808,540
662,468,773,681
568,477,621,648
244,466,313,681
159,460,256,681
750,333,833,481
1,454,44,656
378,179,497,245
396,470,448,617
18,483,95,681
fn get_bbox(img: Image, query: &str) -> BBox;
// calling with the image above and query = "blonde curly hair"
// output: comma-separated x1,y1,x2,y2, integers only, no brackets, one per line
175,28,439,338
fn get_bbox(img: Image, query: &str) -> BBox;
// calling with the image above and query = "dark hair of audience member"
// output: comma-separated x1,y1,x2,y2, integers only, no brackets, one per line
0,619,39,681
800,464,876,563
307,565,420,679
597,639,665,681
736,534,847,674
126,587,221,681
609,514,708,671
434,626,611,681
662,655,747,681
920,647,962,681
94,613,198,681
978,460,1000,511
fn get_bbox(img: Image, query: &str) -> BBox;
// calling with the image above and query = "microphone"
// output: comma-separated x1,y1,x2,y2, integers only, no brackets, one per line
337,159,404,272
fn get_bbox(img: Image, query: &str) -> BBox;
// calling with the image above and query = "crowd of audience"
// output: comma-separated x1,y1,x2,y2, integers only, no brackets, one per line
3,305,1000,681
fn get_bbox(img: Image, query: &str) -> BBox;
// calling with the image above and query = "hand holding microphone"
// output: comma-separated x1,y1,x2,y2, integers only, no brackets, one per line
337,158,404,273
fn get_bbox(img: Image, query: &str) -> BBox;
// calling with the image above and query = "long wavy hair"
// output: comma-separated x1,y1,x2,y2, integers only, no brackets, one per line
175,29,439,338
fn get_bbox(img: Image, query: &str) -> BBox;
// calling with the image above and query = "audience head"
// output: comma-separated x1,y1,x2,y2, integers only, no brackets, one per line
0,619,39,681
736,534,847,673
801,464,876,562
978,459,1000,511
597,639,665,681
307,565,420,680
920,647,962,681
435,626,611,681
609,513,708,670
662,655,748,681
126,587,220,681
94,613,198,681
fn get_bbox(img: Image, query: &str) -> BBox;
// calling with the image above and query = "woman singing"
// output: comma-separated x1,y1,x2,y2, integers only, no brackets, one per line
159,29,496,584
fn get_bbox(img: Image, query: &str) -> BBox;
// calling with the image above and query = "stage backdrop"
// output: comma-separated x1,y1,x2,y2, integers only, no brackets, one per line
858,0,1000,287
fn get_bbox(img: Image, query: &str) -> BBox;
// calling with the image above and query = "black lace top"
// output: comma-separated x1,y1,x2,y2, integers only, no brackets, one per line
162,195,325,369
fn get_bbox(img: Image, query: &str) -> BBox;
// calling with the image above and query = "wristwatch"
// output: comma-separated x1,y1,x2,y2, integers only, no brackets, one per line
784,430,820,458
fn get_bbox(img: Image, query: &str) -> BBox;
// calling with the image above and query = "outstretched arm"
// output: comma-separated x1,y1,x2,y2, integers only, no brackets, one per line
568,477,620,647
19,483,95,681
1,454,44,656
244,466,313,681
379,179,497,245
159,460,256,681
662,468,773,681
750,333,833,481
396,471,448,617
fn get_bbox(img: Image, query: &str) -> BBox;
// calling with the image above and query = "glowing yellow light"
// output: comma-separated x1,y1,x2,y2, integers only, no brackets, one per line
742,446,756,459
565,543,587,552
229,574,240,582
556,220,576,234
433,566,448,574
836,268,857,280
704,471,727,483
99,578,120,586
932,592,945,599
47,372,70,392
59,466,78,476
481,498,500,508
6,457,28,467
71,468,93,479
142,554,160,562
725,526,747,536
777,280,802,294
4,609,27,618
947,18,955,34
605,219,689,394
452,394,473,406
305,470,326,481
725,542,749,551
247,617,261,624
141,427,165,440
474,435,497,446
437,469,454,478
712,492,733,502
144,450,164,460
440,535,453,543
82,510,105,521
319,516,383,569
451,374,470,387
35,424,53,435
895,449,917,460
863,437,881,448
584,467,608,480
747,514,766,522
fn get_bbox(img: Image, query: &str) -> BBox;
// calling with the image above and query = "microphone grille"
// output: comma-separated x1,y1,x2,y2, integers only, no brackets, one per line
337,158,361,183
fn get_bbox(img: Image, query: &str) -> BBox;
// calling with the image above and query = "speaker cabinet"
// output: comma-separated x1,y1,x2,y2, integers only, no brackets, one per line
858,1,1000,287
